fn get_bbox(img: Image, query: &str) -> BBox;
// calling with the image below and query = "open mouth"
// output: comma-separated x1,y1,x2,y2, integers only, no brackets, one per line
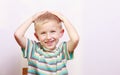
45,39,55,46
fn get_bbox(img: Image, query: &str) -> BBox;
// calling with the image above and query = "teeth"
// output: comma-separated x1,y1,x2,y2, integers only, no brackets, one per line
45,39,54,43
47,39,54,42
50,39,54,41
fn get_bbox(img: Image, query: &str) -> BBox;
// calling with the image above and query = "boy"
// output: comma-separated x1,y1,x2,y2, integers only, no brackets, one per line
14,11,79,75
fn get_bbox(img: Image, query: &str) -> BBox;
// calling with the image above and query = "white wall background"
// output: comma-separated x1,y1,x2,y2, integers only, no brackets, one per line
0,0,120,75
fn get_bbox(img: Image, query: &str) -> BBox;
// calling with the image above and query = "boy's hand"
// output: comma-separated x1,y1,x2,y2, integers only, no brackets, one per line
32,11,48,22
48,11,65,22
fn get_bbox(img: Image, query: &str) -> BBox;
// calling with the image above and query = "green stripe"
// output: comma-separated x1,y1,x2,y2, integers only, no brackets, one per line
28,60,66,72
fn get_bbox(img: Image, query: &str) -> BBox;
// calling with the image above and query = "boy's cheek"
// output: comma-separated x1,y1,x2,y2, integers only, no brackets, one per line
38,38,44,42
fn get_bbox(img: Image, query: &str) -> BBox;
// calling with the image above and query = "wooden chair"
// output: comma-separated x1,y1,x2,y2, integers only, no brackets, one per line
22,68,28,75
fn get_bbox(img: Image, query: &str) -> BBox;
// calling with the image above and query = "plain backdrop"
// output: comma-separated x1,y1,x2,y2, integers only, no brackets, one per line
0,0,120,75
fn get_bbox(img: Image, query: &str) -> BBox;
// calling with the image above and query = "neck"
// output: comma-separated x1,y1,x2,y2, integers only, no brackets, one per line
43,47,56,52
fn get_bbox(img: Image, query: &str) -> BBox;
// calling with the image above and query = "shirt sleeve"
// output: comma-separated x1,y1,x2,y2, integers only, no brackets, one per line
62,42,74,60
21,39,34,59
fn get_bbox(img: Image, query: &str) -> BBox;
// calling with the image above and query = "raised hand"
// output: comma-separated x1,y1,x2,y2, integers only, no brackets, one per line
32,11,48,22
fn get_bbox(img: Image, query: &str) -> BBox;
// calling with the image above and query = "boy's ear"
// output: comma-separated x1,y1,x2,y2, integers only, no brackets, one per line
34,33,39,40
60,29,64,38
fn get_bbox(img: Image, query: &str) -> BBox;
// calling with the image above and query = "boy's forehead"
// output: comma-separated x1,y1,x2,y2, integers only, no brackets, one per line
35,20,62,30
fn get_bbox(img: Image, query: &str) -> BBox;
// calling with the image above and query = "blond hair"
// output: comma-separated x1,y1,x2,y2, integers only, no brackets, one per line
34,12,62,31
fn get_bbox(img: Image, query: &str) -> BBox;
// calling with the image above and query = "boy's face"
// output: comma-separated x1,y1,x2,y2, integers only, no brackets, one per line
35,20,64,50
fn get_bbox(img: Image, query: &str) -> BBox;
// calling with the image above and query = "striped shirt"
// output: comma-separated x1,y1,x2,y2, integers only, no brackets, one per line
22,39,73,75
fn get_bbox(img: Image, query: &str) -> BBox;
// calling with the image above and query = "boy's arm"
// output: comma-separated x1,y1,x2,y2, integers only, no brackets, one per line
50,11,80,53
14,11,46,49
62,18,79,53
14,17,33,49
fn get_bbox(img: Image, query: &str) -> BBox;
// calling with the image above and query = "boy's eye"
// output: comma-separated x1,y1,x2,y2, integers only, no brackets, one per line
41,32,46,34
51,31,56,33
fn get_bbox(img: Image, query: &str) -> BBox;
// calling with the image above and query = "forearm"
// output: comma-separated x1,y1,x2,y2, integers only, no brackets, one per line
14,11,47,37
62,17,79,43
14,17,33,48
14,17,33,37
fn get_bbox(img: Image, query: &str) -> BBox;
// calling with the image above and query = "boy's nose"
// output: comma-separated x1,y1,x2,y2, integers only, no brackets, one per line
46,33,51,39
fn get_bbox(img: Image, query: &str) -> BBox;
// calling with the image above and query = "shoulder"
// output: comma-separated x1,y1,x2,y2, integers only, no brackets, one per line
58,41,67,50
